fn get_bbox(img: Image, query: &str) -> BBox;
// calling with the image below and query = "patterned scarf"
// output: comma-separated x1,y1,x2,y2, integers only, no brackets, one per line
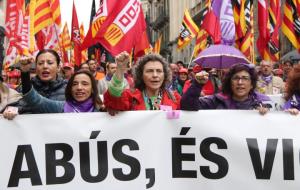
143,90,162,110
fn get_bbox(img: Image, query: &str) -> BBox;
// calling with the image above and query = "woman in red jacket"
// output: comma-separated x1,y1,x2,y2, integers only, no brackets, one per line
104,52,180,113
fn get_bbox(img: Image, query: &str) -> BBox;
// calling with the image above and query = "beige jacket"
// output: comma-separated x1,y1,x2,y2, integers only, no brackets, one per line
0,82,22,112
256,75,285,95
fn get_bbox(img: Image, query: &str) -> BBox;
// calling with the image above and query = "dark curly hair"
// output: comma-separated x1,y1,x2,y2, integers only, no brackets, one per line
35,49,61,66
222,63,258,95
65,70,103,108
284,64,300,101
133,53,171,91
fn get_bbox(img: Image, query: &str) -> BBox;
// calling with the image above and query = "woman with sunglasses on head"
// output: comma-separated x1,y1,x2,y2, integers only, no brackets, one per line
181,63,271,114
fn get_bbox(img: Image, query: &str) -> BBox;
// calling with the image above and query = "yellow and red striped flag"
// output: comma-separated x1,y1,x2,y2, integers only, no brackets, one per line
232,0,254,62
80,23,88,63
282,0,300,52
29,0,61,34
193,1,210,58
61,22,71,50
153,35,162,54
29,0,61,51
264,0,281,61
177,9,199,50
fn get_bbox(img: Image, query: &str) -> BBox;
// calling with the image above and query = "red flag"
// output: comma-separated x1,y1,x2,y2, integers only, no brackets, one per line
5,0,25,52
81,0,119,50
80,23,88,62
71,1,81,66
134,30,150,58
256,0,270,60
202,10,221,44
93,0,147,56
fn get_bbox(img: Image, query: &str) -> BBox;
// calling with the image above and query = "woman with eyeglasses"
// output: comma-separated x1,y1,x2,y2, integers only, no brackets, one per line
181,63,271,114
283,64,300,115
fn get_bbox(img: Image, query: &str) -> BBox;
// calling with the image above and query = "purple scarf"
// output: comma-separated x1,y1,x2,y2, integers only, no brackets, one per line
261,75,273,85
64,98,94,113
105,74,112,81
283,94,300,110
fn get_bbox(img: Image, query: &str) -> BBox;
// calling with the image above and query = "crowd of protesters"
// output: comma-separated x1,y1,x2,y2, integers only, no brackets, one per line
1,49,300,120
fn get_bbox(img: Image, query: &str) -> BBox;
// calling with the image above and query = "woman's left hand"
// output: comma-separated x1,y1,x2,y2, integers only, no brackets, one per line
285,108,299,115
3,106,18,120
107,108,119,116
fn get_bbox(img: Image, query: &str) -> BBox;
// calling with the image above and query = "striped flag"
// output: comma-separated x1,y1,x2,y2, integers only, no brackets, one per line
28,0,61,51
177,9,199,50
193,1,211,57
61,22,72,50
240,0,253,61
58,33,69,63
153,34,162,54
282,0,300,51
80,23,88,63
266,0,281,61
232,0,243,44
257,0,281,61
232,0,254,61
29,0,61,34
50,0,61,27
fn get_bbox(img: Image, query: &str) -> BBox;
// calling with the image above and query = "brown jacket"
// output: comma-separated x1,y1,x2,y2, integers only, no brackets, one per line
0,82,22,112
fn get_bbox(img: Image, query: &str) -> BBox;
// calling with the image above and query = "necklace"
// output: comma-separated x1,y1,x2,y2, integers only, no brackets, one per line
143,90,162,110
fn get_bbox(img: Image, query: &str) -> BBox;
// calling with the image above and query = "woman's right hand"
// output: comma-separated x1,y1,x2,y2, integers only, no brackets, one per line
107,108,119,116
19,56,34,72
3,106,18,120
115,52,130,71
195,71,209,84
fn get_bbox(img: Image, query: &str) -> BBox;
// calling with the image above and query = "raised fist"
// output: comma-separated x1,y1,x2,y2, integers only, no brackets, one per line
19,56,34,72
115,51,130,71
195,71,209,84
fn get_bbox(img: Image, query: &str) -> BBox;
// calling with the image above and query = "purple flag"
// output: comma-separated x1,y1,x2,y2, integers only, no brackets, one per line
212,0,236,45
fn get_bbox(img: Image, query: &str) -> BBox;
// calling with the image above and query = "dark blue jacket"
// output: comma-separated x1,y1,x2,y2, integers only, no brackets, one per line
181,80,271,111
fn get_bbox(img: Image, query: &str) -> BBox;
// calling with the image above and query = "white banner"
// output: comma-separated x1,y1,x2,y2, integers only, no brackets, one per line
0,111,300,190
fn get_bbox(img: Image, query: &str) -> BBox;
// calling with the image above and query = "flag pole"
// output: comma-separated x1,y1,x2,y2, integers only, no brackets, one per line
187,47,196,69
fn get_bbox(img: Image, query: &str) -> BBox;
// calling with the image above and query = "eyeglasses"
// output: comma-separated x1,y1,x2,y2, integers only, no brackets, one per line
231,76,251,82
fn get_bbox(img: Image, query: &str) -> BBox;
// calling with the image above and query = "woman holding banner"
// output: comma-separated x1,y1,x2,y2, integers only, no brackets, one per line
181,63,271,115
104,52,181,114
283,64,300,115
17,67,104,113
2,55,104,115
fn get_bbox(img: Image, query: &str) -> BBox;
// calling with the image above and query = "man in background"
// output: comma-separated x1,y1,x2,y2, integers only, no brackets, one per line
256,60,285,95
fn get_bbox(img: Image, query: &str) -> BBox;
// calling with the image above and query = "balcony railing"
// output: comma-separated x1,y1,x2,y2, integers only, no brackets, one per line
150,13,169,31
